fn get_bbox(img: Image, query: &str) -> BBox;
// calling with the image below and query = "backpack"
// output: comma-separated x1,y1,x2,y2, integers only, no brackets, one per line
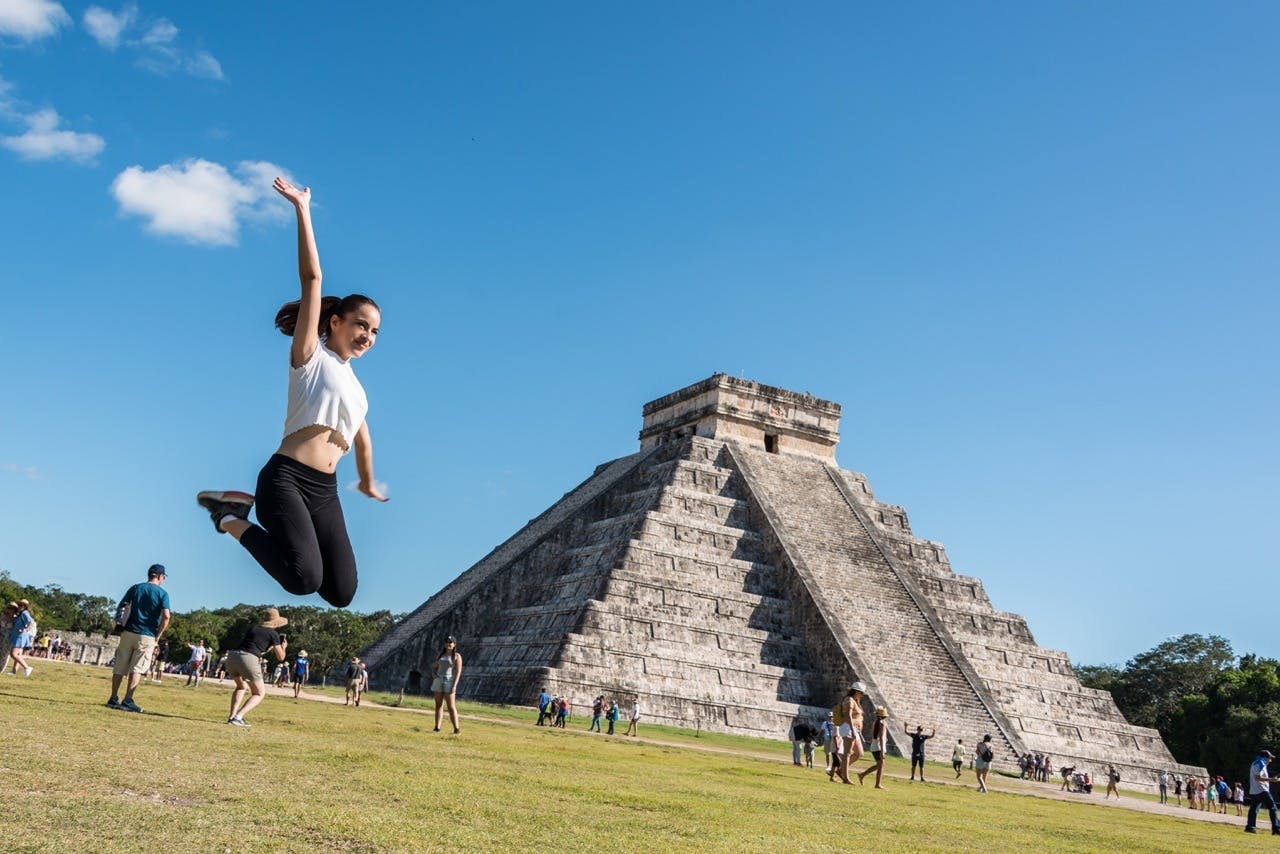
831,704,845,727
978,742,993,761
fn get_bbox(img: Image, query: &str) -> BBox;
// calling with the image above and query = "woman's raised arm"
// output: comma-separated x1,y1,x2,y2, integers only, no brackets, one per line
274,177,322,368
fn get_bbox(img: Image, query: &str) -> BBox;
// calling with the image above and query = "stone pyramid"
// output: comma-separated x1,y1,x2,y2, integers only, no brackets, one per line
360,375,1199,788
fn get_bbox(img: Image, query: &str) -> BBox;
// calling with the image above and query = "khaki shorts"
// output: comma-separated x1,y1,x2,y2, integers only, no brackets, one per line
226,650,264,683
113,632,157,677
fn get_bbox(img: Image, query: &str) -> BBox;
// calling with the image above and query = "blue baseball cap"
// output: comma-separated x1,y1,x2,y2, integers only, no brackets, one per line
148,564,167,577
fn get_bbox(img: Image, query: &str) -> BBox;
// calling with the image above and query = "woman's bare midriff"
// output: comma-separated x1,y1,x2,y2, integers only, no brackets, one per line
278,425,348,473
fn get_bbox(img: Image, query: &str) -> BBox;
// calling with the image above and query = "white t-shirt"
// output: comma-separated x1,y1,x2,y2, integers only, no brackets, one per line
283,342,368,452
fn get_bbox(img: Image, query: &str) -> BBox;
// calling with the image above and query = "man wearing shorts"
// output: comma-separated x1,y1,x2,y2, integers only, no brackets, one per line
906,723,936,781
291,650,309,698
107,564,171,713
345,657,364,707
952,739,966,778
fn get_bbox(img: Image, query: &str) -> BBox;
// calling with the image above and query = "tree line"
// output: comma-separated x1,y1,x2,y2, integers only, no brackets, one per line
0,571,399,680
1078,633,1280,778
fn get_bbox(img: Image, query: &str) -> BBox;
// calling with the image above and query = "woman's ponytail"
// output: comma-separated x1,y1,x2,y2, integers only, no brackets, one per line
274,296,344,336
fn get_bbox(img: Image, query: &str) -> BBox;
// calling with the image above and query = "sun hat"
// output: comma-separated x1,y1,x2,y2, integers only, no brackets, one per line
850,681,867,693
297,650,308,658
875,707,888,718
259,607,289,629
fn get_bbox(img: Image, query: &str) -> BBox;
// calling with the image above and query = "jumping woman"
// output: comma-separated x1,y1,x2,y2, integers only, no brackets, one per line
197,178,386,608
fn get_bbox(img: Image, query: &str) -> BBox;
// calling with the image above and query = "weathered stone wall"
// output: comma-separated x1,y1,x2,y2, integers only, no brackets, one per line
360,375,1199,790
829,468,1203,787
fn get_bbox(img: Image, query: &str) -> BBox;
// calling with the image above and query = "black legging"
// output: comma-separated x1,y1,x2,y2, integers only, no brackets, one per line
239,454,358,607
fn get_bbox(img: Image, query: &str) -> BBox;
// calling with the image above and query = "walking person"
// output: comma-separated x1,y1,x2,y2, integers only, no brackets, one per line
225,609,289,727
107,565,171,712
150,638,169,684
0,602,17,675
625,698,641,736
185,640,208,687
431,636,463,734
974,734,995,793
606,699,619,735
589,695,604,733
196,178,387,609
857,707,889,788
1158,770,1170,805
1105,765,1121,799
344,657,364,706
535,687,552,726
291,651,309,698
8,599,36,676
906,723,936,782
834,683,867,785
821,712,838,778
952,739,966,778
790,718,812,766
1246,750,1280,835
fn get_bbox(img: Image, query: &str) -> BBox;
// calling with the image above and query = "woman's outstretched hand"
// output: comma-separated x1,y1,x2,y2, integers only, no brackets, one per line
359,479,389,502
273,176,310,208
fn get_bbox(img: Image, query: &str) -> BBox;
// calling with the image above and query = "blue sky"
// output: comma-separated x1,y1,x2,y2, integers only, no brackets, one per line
1,2,1276,668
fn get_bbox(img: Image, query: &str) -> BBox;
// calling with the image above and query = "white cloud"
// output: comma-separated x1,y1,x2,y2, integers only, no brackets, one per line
2,463,44,481
0,0,70,41
83,5,224,81
110,158,291,246
184,49,221,80
0,106,104,163
82,3,135,49
138,17,173,44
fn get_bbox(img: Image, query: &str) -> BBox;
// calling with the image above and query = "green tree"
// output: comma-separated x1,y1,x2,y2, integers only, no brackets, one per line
1107,634,1234,731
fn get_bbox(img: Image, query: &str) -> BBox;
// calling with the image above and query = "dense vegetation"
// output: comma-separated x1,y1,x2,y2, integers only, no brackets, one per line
1079,633,1279,778
0,570,398,679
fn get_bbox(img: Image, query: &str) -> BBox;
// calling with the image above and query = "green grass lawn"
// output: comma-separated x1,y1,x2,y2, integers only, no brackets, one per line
0,663,1256,852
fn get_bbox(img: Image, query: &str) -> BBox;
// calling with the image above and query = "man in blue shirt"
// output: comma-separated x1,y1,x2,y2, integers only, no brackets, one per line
1246,749,1280,834
536,687,552,726
107,564,171,713
292,651,309,698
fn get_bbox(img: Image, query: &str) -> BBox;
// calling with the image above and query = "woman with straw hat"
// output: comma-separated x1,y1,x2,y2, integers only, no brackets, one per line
858,707,889,788
8,599,35,676
225,608,289,727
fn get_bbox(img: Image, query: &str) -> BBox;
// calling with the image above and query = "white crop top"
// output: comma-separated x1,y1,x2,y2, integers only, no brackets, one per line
282,341,368,452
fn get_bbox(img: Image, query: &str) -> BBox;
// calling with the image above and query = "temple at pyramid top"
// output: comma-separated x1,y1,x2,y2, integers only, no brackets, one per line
640,374,842,460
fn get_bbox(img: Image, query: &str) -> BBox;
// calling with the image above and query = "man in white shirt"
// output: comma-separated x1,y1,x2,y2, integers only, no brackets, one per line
1158,770,1171,805
1246,749,1280,834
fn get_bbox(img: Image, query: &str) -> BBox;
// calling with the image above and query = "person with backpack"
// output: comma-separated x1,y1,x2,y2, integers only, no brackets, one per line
1105,765,1121,799
345,656,364,706
607,699,620,735
821,712,839,778
974,734,995,793
589,695,604,733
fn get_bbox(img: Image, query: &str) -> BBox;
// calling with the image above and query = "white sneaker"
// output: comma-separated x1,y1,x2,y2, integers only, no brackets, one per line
23,666,32,677
228,717,251,727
